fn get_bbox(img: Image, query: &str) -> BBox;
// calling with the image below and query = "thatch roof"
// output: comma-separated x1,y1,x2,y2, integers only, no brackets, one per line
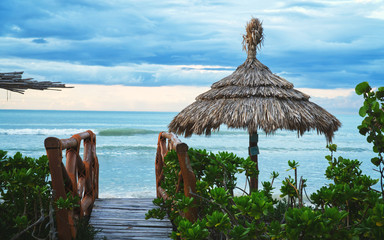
169,18,341,142
0,71,71,94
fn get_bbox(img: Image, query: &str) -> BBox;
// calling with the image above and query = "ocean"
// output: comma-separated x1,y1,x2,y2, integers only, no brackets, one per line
0,109,378,198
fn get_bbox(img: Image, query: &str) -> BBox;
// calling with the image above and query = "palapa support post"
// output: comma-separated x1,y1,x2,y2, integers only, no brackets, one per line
249,132,259,192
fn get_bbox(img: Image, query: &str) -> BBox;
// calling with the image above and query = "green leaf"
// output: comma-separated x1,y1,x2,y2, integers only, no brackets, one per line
372,101,380,112
326,144,337,152
373,145,379,153
355,82,371,95
376,89,384,99
359,106,368,117
371,157,380,167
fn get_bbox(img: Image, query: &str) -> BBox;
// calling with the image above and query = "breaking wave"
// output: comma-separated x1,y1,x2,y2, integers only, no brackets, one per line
97,128,158,136
0,128,89,136
0,128,159,137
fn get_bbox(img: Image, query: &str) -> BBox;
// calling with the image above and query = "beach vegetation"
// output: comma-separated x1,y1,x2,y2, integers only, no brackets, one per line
147,144,384,239
355,81,384,197
0,150,53,240
0,151,99,240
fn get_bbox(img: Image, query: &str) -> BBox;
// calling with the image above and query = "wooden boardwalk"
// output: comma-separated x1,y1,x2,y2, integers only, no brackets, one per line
90,198,173,240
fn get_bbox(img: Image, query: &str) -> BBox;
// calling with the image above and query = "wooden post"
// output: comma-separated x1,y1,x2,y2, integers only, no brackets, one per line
156,132,167,198
65,150,79,237
249,132,259,192
155,132,198,222
45,137,72,240
176,143,197,222
81,137,94,217
45,130,98,239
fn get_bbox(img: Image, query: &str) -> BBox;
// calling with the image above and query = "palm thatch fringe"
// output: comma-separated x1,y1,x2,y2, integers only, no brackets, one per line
0,72,72,94
169,97,339,142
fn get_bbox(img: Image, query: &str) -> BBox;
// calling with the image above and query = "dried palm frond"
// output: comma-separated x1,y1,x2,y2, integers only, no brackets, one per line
0,72,72,94
242,18,264,57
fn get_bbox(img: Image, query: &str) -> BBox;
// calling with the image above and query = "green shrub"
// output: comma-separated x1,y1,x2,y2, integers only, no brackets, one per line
148,145,384,239
0,150,99,240
356,82,384,197
0,151,53,240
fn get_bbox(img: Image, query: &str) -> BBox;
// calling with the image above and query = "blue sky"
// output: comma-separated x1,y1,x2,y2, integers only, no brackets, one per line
0,0,383,112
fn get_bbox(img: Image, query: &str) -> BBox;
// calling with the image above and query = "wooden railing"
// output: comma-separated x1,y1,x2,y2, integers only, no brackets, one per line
45,130,99,240
155,132,197,222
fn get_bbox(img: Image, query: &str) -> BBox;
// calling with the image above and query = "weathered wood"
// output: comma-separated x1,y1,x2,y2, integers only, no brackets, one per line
60,131,91,149
249,132,259,191
44,137,72,240
175,144,197,222
161,131,181,149
45,130,98,239
156,132,198,222
90,198,172,240
0,71,72,94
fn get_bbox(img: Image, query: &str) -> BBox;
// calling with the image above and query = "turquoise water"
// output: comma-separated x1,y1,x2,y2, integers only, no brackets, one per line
0,109,378,197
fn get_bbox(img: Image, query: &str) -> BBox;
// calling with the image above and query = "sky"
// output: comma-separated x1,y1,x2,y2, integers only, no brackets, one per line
0,0,383,113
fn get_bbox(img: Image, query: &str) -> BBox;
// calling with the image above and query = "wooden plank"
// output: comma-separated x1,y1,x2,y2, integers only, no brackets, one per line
89,198,172,240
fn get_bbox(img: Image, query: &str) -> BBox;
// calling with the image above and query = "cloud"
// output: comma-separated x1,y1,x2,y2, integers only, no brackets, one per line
0,58,232,86
0,84,210,112
298,88,355,98
367,6,384,20
0,0,382,89
0,84,360,114
32,38,48,44
296,88,362,115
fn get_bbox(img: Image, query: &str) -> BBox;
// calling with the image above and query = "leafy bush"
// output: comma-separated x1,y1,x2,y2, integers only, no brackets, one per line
356,82,384,197
0,150,53,240
0,150,98,240
148,145,384,239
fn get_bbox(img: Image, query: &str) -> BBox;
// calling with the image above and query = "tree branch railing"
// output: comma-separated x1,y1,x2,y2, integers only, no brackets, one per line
44,130,99,240
156,132,197,222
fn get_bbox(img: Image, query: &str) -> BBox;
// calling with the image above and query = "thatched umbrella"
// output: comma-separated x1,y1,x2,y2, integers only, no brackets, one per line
0,71,71,94
168,18,341,191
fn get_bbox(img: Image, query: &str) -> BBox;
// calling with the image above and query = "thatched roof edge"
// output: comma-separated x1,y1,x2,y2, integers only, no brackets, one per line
0,71,72,94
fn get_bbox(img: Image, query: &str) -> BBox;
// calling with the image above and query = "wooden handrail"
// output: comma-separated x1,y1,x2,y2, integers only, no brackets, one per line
155,132,197,222
45,130,99,240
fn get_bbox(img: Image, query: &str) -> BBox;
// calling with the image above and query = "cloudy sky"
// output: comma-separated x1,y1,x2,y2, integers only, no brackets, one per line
0,0,383,113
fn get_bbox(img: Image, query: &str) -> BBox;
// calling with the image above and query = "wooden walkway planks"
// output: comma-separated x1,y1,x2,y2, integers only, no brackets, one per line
90,198,172,240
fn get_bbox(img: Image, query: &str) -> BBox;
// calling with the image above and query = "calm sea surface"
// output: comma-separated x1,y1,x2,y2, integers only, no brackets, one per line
0,109,378,197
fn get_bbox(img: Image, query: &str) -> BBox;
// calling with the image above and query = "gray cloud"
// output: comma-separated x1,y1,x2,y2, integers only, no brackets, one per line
0,0,383,88
32,38,48,44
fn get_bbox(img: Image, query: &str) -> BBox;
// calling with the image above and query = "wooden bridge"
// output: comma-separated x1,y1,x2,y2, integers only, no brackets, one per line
44,131,197,240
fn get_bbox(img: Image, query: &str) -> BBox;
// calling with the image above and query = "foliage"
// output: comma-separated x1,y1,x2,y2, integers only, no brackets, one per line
355,81,384,197
0,151,53,240
0,150,98,240
280,160,306,208
56,192,80,210
148,143,384,239
75,217,101,240
311,144,382,236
